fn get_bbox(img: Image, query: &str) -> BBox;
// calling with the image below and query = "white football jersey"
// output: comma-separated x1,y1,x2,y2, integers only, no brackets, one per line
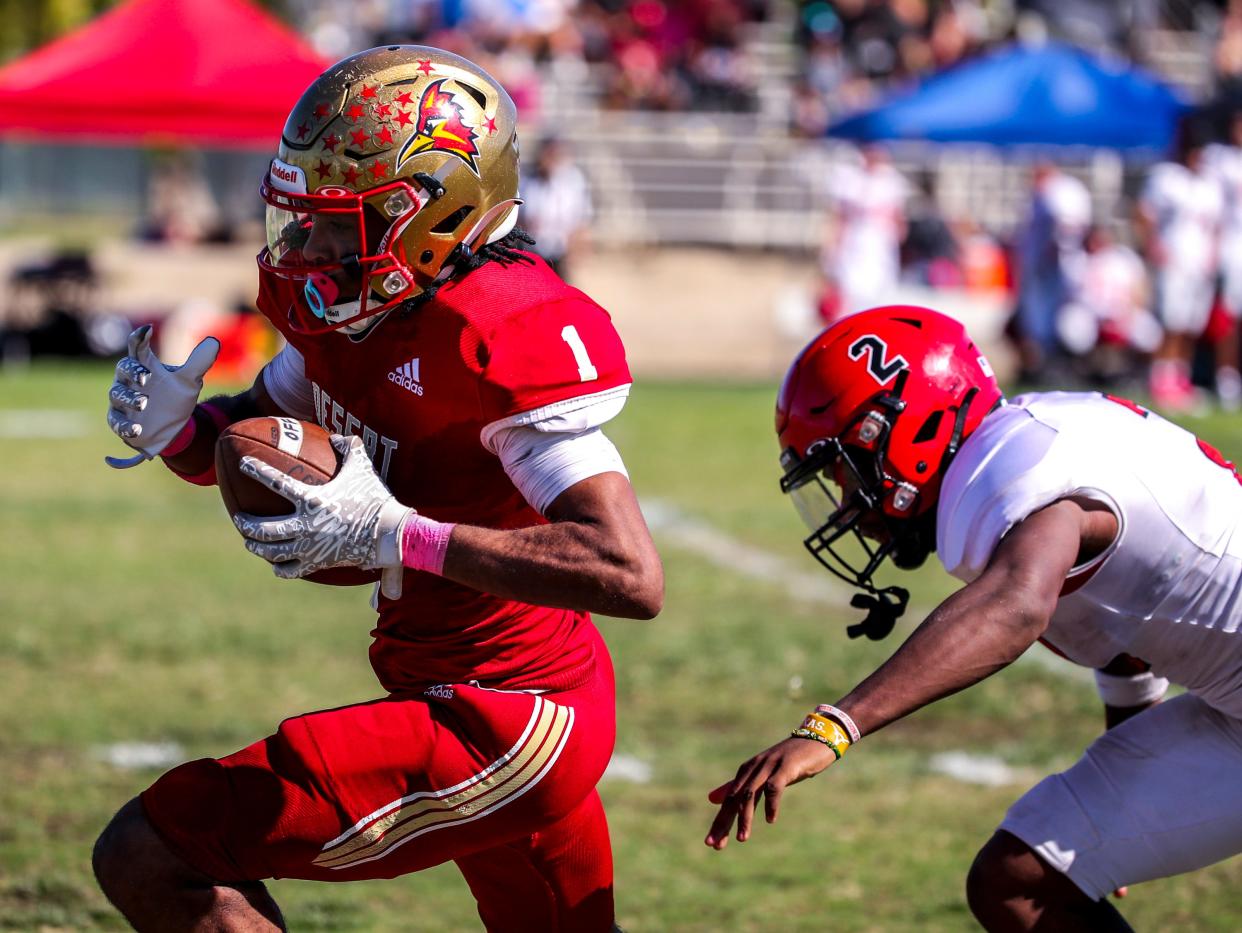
1140,161,1223,276
938,392,1242,717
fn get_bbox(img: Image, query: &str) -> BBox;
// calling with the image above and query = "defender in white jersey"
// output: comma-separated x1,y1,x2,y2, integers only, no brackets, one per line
705,304,1242,932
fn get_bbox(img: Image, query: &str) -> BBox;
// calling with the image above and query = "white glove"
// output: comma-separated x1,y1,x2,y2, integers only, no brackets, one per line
232,434,413,599
106,324,220,469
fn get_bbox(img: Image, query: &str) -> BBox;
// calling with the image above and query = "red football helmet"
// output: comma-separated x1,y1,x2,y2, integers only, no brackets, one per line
776,306,1003,638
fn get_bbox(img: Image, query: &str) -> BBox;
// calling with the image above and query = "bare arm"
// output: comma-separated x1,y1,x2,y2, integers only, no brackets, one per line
836,498,1083,735
440,471,664,620
706,498,1087,849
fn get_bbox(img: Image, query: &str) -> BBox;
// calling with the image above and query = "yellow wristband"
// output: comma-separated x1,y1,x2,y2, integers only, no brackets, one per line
791,712,852,760
801,712,852,748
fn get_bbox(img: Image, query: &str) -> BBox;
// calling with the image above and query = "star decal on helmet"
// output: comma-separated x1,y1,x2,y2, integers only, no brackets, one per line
397,79,482,176
322,133,341,152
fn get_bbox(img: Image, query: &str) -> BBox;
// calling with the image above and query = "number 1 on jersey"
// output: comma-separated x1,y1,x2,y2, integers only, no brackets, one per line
561,325,598,382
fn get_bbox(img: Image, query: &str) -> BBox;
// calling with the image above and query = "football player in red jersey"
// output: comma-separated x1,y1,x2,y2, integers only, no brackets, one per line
706,305,1242,930
95,46,662,932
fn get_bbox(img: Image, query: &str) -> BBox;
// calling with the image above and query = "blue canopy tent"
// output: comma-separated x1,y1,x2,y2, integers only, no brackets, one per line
828,42,1190,155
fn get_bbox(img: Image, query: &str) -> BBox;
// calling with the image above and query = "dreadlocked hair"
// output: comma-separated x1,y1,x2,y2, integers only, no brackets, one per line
397,227,537,317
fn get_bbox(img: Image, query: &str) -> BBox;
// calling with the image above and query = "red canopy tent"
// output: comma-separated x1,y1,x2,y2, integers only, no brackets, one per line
0,0,329,148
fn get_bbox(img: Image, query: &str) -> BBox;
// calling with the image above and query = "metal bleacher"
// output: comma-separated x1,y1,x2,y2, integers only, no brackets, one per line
532,10,1150,254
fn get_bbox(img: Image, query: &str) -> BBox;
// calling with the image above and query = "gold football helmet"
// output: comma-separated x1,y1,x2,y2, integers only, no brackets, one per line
258,46,521,333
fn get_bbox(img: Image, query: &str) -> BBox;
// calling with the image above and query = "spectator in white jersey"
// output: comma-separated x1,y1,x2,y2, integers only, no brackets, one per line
820,143,908,318
1203,108,1242,408
520,136,594,282
707,304,1242,931
1137,119,1225,411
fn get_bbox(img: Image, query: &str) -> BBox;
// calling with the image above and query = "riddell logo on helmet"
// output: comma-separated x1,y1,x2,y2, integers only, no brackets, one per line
268,159,308,195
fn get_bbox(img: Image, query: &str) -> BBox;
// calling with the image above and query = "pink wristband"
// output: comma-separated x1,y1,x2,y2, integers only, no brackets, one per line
163,403,232,485
400,514,456,575
160,402,231,458
160,416,198,458
815,704,861,744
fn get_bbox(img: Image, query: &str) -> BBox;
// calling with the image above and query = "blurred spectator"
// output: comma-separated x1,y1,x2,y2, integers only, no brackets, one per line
901,172,960,285
368,0,777,115
927,2,976,70
593,1,762,111
1138,120,1225,410
953,217,1009,292
1205,108,1242,407
1057,223,1160,386
795,0,988,121
820,144,908,318
1215,3,1242,103
521,137,594,281
791,76,834,137
141,152,222,245
685,0,758,110
1017,0,1129,53
1013,162,1091,382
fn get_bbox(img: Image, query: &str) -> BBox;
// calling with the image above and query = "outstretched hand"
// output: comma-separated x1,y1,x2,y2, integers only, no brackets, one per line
704,736,839,850
105,325,219,469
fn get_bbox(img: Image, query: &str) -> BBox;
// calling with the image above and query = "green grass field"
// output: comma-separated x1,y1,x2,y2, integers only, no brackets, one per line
3,362,1242,931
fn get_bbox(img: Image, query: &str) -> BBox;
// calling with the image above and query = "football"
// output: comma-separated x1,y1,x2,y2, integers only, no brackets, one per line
215,416,381,586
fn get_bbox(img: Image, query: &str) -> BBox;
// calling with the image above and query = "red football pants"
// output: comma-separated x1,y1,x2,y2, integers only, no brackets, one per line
141,648,615,931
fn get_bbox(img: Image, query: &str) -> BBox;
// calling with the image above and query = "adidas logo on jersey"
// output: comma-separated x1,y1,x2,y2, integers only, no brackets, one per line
388,357,424,396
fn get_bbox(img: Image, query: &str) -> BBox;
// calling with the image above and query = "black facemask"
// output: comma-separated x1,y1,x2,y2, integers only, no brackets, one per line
780,400,928,640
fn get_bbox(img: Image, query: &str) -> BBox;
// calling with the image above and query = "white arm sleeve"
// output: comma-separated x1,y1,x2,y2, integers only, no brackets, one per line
481,387,631,515
260,343,316,420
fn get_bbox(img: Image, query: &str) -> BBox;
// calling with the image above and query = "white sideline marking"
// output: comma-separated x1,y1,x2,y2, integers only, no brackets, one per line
0,409,91,438
603,754,653,784
95,741,185,770
641,499,853,606
929,751,1030,787
641,498,1094,685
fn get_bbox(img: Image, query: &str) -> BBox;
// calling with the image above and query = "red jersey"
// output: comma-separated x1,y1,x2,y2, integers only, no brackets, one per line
255,253,632,693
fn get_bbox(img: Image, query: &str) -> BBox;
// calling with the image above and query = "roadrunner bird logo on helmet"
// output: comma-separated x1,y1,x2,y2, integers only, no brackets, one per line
402,79,483,173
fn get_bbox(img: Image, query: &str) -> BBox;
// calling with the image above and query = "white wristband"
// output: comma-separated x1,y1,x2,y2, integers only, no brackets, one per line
1094,669,1169,707
815,704,861,743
